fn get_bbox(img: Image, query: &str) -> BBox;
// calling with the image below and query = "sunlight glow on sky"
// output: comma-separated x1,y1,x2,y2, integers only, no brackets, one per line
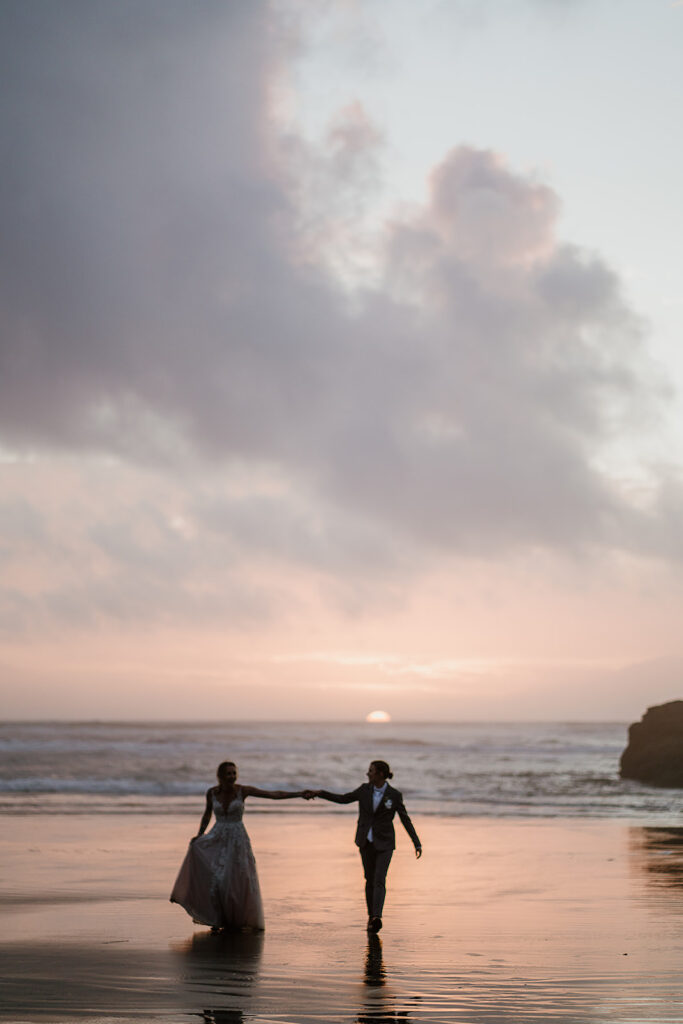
1,0,683,721
366,711,391,723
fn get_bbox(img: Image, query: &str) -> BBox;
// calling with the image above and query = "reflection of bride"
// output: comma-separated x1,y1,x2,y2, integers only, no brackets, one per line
171,929,265,1024
170,761,307,931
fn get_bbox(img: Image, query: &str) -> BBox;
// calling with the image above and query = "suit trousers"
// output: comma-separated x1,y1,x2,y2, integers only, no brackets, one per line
359,842,393,918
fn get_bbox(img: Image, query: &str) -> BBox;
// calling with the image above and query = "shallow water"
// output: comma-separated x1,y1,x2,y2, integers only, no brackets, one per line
2,816,683,1022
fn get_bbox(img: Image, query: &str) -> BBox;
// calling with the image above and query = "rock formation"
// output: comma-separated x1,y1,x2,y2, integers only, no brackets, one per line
620,701,683,787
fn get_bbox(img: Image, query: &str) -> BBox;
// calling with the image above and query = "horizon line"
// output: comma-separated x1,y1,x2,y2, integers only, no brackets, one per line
1,716,635,725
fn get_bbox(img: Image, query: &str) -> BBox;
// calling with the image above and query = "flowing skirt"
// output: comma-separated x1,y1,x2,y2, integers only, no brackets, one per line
170,821,265,930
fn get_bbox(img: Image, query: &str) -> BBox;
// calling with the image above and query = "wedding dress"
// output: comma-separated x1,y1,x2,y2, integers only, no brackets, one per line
170,790,265,930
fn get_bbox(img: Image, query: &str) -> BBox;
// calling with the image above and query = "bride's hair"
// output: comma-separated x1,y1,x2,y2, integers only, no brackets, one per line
371,760,392,779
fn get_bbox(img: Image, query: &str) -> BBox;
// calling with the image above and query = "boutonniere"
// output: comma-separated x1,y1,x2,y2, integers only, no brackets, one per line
384,798,393,809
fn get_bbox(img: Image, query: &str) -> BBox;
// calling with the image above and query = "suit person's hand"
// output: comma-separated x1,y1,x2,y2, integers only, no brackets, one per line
415,846,422,859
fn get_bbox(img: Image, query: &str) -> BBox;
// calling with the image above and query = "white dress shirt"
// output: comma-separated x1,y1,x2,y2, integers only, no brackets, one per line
367,782,387,843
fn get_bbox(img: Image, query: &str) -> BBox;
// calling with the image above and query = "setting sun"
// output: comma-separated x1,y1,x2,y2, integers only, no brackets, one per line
366,710,391,723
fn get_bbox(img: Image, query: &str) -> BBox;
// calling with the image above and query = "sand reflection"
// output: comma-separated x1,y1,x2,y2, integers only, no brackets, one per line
199,1011,245,1023
357,935,411,1023
630,826,683,896
171,929,264,1021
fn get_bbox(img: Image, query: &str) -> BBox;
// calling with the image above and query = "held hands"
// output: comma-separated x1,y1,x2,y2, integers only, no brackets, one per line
302,789,320,800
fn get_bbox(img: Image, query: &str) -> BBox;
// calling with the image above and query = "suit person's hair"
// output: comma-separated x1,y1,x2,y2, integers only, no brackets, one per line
370,760,392,779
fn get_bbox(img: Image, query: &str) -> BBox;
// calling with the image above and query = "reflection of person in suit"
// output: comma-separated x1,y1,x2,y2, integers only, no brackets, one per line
357,935,411,1024
364,933,386,986
308,760,422,932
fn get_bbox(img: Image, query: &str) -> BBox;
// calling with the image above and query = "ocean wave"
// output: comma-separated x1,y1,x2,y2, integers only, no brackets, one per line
0,777,204,796
0,720,675,820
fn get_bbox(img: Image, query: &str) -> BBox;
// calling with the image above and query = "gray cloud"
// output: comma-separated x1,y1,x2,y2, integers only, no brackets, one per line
0,482,279,637
0,0,672,594
0,0,283,444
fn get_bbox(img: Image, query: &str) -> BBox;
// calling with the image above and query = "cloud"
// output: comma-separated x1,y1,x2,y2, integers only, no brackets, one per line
0,0,284,448
0,0,674,609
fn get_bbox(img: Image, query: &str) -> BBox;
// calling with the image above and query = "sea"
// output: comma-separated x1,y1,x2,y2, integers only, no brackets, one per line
1,719,680,822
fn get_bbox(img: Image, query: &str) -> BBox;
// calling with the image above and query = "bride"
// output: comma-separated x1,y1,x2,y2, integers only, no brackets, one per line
170,760,308,931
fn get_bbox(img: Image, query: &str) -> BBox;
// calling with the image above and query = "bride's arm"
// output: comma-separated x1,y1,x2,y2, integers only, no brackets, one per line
191,787,213,840
240,785,307,800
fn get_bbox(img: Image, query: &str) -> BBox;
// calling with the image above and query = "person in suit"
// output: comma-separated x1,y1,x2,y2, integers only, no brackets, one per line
308,760,422,932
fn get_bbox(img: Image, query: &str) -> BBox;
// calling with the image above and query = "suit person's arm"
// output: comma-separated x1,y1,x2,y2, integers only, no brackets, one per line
314,785,364,804
396,794,422,858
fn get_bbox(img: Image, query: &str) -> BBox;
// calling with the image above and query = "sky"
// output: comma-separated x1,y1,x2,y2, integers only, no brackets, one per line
1,0,683,721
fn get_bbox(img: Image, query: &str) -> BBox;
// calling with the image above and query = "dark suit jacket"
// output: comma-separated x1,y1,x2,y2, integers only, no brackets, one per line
318,782,421,852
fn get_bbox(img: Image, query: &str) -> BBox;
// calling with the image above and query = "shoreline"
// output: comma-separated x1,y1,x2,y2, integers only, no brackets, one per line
2,813,683,1022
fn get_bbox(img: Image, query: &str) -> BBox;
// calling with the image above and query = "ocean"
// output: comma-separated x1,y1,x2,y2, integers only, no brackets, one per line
1,719,679,821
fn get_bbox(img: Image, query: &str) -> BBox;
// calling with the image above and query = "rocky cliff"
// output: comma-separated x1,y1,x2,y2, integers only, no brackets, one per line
620,701,683,787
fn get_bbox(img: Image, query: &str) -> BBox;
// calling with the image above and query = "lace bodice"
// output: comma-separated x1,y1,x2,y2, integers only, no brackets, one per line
212,792,245,824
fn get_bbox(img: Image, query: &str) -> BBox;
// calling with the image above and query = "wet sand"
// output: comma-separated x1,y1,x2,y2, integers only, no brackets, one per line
2,813,683,1022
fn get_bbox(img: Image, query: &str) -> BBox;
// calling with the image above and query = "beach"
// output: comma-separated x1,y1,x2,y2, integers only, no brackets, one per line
2,811,683,1023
